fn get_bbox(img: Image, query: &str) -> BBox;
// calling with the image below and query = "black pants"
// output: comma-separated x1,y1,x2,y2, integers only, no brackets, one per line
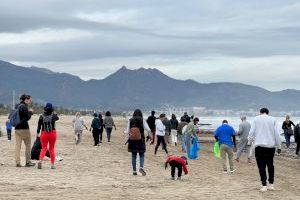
169,161,182,178
92,129,100,146
155,135,168,154
255,146,275,186
99,128,103,143
7,129,12,140
296,138,300,155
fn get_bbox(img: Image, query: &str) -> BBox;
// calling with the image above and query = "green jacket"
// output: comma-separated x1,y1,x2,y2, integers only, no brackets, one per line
91,117,102,129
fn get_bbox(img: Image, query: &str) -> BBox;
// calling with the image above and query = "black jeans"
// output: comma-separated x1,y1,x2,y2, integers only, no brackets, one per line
99,128,103,143
255,146,275,186
7,129,12,140
106,128,112,142
169,160,182,178
155,135,168,154
92,129,100,146
296,138,300,155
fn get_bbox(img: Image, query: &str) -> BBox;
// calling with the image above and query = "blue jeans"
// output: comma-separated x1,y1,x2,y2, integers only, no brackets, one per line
106,128,112,142
184,134,192,157
284,133,291,148
181,135,186,151
132,152,145,172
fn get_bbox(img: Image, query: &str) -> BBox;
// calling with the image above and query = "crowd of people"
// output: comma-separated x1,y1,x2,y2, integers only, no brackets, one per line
1,93,300,193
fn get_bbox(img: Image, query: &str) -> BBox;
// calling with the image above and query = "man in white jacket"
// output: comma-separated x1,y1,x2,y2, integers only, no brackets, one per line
248,108,281,192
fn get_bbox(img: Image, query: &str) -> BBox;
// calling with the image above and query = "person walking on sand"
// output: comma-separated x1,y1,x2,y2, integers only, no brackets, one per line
90,113,101,146
294,122,300,158
72,112,88,145
282,115,295,148
125,109,151,176
104,111,116,143
37,103,59,169
98,113,104,143
185,117,199,156
162,116,171,144
177,117,188,152
170,114,179,146
154,114,169,155
147,111,156,145
235,116,252,163
165,155,188,180
214,120,237,174
248,108,282,192
6,117,12,141
182,112,191,124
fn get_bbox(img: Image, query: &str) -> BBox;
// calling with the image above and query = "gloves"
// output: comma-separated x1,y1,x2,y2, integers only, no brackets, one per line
277,149,281,154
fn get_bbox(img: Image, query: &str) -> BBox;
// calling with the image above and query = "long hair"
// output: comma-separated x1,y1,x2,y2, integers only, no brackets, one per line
133,109,143,118
171,114,176,120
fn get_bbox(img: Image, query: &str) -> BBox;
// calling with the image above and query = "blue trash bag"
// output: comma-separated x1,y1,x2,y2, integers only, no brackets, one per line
189,137,200,160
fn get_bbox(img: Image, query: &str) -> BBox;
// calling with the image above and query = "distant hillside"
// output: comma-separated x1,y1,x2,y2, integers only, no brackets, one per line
1,60,300,111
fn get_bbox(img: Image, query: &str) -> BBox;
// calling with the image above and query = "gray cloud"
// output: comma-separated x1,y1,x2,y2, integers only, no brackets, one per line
1,0,300,90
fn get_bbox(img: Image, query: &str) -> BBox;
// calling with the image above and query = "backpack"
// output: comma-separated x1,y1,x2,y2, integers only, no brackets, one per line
129,127,142,141
10,105,21,127
42,114,53,133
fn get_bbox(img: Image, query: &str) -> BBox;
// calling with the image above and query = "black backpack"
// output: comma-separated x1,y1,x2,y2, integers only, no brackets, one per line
42,114,53,133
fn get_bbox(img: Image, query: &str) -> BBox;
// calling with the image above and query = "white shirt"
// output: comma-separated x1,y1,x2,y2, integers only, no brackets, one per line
155,119,166,136
248,114,281,149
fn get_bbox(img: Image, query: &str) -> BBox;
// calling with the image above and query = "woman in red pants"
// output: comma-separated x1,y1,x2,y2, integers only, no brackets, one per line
37,103,59,169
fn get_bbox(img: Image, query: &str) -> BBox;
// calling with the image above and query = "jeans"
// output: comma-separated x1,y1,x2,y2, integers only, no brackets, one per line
255,146,275,186
7,129,12,140
132,152,145,172
284,132,291,148
106,128,113,142
155,135,168,154
92,129,100,146
169,160,183,178
181,135,186,152
184,134,192,156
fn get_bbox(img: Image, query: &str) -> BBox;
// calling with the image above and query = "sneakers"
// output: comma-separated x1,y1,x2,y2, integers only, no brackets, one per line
25,162,36,167
268,184,275,191
37,162,42,169
51,165,56,170
223,170,228,174
260,186,268,192
139,168,146,176
16,164,22,167
133,171,138,176
230,169,236,173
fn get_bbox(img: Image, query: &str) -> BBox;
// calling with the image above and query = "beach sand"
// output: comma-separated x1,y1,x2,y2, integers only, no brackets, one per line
0,115,299,200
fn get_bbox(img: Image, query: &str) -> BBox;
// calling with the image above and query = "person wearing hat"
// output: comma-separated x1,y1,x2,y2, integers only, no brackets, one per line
37,103,59,169
165,155,188,180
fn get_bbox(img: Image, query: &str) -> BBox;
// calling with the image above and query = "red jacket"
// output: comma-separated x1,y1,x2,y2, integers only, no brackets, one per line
165,156,188,175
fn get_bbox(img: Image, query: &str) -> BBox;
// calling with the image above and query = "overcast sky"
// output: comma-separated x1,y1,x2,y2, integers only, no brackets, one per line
1,0,300,91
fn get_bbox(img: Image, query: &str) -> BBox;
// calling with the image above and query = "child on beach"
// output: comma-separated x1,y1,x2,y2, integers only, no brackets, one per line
6,118,12,141
165,155,188,180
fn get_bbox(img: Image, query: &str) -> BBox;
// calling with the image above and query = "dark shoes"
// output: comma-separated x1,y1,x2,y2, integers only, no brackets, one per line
25,162,36,167
139,168,146,176
133,171,138,176
37,162,42,169
16,164,22,167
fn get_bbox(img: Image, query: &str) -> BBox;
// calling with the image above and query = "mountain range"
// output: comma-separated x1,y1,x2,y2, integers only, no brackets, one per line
0,60,299,111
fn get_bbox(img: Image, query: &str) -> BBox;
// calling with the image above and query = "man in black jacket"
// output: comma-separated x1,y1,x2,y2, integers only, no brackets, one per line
294,123,300,157
147,111,156,145
15,94,35,167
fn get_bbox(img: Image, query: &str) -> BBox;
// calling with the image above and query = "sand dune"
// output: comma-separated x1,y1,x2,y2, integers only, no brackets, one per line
0,115,299,200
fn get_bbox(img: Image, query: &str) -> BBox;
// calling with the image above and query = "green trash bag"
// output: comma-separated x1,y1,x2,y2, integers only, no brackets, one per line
214,142,220,158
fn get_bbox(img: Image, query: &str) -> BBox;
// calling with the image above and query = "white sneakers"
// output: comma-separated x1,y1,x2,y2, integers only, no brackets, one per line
260,184,275,192
260,186,268,192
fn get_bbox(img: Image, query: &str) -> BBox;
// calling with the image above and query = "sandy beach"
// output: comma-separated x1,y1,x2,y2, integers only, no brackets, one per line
0,115,299,200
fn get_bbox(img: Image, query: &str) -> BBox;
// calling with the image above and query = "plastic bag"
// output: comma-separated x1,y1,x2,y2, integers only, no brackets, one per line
189,137,200,160
214,142,220,158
